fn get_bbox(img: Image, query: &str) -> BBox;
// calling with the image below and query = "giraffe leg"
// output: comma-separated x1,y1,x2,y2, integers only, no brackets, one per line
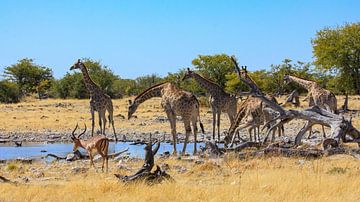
91,108,95,137
182,120,191,155
192,118,198,155
166,110,177,155
101,110,107,136
307,126,313,139
108,107,117,141
212,112,216,141
322,125,326,138
98,112,103,135
257,126,261,142
217,112,221,142
248,128,252,142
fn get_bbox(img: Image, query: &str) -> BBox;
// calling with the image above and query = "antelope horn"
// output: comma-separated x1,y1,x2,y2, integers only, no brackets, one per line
72,123,79,138
78,123,87,138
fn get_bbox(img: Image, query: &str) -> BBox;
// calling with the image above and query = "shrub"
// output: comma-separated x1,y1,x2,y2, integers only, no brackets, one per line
0,80,21,103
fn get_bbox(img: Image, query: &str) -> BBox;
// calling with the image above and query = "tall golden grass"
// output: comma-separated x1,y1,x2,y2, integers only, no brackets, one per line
1,156,360,202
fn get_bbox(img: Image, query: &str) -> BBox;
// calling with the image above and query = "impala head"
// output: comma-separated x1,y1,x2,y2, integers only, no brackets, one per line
128,99,138,120
71,123,87,151
182,68,195,81
70,59,84,71
283,75,291,85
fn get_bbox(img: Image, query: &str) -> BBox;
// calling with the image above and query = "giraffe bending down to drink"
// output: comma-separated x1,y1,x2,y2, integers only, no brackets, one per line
182,68,237,142
128,82,204,155
70,59,117,141
283,75,337,138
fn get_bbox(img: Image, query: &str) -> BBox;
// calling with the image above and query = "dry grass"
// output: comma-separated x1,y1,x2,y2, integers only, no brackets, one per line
1,156,360,202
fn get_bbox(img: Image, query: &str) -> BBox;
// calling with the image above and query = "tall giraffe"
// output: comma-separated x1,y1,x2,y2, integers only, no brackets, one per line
128,82,204,155
182,68,237,141
283,75,337,138
70,59,117,141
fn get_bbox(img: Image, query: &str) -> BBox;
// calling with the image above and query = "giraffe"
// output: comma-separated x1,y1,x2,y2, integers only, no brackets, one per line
283,75,337,113
182,68,237,141
283,75,337,138
70,59,118,141
224,65,284,147
128,82,204,155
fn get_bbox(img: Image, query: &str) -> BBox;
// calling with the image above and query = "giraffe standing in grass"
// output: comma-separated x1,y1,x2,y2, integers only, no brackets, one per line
70,59,118,141
128,82,204,155
283,75,337,138
182,68,237,141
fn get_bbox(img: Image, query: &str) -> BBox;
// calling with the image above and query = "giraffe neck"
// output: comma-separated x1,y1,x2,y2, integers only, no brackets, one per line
227,100,248,138
133,83,166,106
79,66,100,95
288,76,314,90
191,73,223,95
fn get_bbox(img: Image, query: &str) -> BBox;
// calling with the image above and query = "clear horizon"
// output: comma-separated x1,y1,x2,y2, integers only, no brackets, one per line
0,0,359,79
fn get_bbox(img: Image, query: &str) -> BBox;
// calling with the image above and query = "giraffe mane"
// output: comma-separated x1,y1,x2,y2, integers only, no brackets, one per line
193,72,223,89
134,81,169,100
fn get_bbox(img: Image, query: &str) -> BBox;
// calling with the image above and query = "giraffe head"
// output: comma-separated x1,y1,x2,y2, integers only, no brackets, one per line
182,68,195,81
283,75,291,85
128,99,138,120
70,123,87,152
239,66,249,78
70,59,85,71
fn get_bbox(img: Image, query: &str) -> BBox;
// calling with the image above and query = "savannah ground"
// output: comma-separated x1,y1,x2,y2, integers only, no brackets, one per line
1,96,360,201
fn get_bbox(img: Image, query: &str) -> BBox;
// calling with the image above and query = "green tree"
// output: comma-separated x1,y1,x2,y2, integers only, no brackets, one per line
134,74,164,95
312,22,360,94
192,54,234,88
4,58,53,96
0,80,21,103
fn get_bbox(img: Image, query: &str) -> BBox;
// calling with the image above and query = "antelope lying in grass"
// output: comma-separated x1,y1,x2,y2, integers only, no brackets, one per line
71,123,109,172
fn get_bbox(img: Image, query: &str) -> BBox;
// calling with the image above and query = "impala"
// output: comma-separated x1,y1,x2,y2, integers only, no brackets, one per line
71,123,109,172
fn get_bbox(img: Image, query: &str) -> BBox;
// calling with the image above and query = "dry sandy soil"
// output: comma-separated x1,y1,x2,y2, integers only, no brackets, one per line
0,95,359,142
1,95,360,201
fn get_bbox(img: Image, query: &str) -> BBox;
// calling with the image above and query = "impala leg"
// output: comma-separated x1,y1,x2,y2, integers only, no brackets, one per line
88,151,96,171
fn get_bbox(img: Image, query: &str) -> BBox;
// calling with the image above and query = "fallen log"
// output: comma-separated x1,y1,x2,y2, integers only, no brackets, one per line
0,176,16,184
114,165,174,185
200,141,225,156
234,143,360,159
226,141,262,152
44,147,129,161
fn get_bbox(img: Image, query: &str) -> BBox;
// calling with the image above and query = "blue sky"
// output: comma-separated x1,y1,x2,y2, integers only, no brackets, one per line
0,0,359,79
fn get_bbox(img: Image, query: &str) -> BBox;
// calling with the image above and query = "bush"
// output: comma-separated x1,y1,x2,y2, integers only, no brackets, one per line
0,80,21,103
